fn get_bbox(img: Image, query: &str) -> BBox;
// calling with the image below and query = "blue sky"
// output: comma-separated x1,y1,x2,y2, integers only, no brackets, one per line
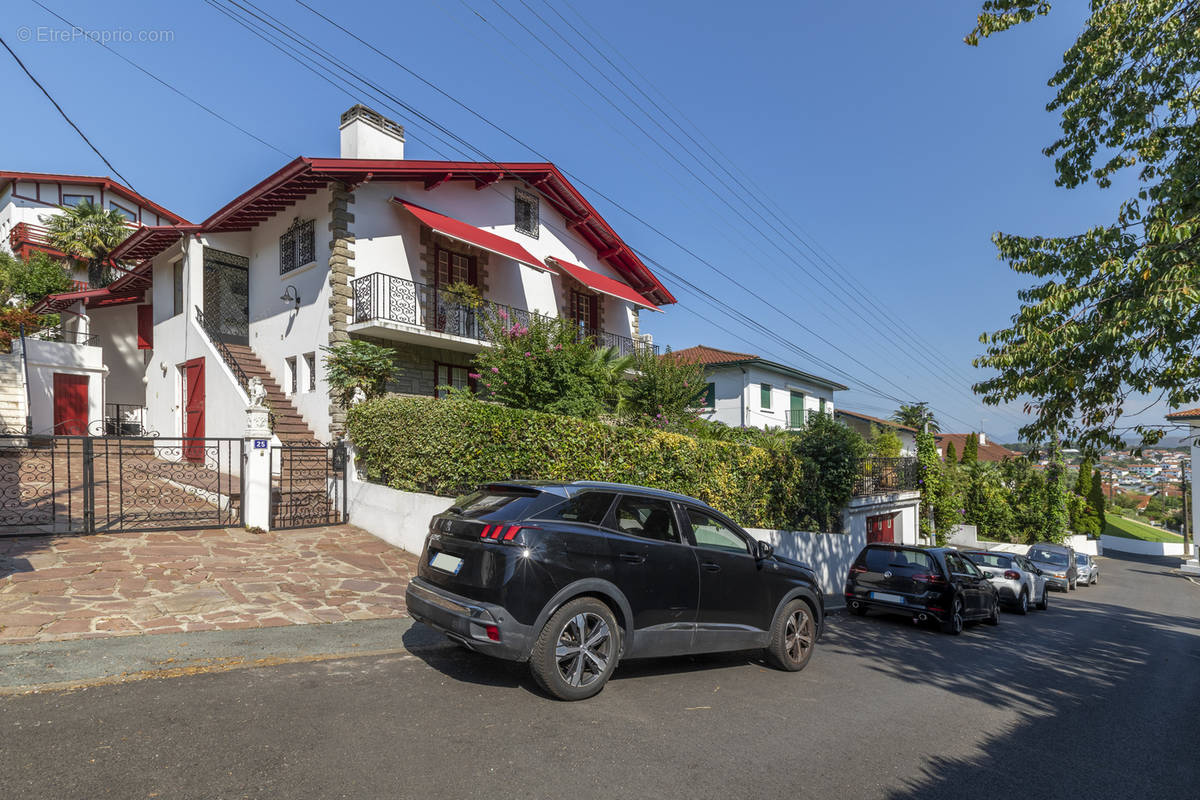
2,1,1145,441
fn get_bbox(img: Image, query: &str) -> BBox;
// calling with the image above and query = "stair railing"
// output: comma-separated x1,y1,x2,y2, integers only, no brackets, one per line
194,305,250,396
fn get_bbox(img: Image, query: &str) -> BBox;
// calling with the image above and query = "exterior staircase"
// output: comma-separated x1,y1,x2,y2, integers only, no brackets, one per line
221,343,319,444
0,351,28,434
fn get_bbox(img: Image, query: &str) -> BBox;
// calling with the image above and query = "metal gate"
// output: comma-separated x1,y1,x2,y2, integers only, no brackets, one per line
0,435,243,536
270,442,346,529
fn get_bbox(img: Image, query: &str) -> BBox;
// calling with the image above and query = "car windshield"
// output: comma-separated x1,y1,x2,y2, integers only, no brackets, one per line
1029,548,1068,567
966,553,1012,569
1075,553,1089,565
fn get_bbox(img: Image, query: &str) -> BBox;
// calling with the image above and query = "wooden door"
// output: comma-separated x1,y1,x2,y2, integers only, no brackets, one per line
867,513,895,544
183,358,205,462
52,373,89,435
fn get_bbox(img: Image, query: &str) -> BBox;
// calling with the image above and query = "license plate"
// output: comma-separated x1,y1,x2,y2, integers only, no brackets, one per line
871,591,904,604
429,551,463,575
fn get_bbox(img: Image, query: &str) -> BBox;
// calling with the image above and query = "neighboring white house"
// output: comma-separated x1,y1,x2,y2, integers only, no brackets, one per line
835,409,918,455
0,171,188,435
32,105,675,446
671,345,846,431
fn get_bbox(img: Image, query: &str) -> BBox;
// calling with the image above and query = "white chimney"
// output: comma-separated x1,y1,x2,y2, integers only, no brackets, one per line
339,105,405,159
978,432,987,446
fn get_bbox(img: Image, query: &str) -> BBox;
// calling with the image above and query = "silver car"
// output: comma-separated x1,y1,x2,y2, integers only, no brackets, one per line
1074,552,1100,586
1027,543,1078,591
962,550,1049,614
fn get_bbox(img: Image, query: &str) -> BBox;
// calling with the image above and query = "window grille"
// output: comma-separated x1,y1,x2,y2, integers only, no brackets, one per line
280,218,315,274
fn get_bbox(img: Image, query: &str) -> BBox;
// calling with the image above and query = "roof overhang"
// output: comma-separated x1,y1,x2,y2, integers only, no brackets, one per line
702,358,849,392
390,198,548,272
546,257,659,311
0,170,189,224
35,284,144,312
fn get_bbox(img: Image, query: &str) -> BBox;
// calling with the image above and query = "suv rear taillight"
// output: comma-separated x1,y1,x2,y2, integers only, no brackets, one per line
479,524,532,544
1003,570,1021,580
911,573,947,585
850,564,867,574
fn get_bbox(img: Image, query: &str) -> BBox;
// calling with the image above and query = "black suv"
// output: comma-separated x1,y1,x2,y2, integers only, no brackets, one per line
406,481,825,700
844,544,999,635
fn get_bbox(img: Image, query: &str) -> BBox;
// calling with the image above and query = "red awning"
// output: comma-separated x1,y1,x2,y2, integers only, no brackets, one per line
391,198,548,272
547,257,660,311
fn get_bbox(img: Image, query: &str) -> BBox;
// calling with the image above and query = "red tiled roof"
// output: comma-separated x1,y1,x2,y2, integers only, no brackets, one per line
935,433,1021,463
108,157,674,306
0,170,188,224
835,409,918,433
1166,407,1200,420
668,345,758,365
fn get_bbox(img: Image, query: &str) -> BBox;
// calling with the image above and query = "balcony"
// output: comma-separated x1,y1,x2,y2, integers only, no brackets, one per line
27,325,97,347
350,272,656,356
853,457,921,496
8,222,67,259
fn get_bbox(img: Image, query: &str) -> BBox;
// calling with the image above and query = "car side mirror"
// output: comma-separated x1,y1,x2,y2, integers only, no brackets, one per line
755,540,774,560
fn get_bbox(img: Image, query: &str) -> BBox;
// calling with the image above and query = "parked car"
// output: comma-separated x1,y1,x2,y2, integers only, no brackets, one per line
1026,543,1079,591
961,550,1049,614
1074,552,1100,586
405,481,826,700
844,544,1000,635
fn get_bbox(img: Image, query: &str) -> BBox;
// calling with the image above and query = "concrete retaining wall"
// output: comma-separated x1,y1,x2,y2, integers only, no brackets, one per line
346,469,453,555
1099,534,1184,557
748,527,866,595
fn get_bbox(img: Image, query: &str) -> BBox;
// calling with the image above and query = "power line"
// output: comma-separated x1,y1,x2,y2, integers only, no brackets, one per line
0,33,134,188
30,0,291,159
204,0,994,429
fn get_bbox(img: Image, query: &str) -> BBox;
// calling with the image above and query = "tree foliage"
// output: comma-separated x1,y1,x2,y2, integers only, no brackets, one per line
870,425,903,459
0,250,72,307
472,312,630,419
961,433,980,464
41,201,130,287
793,413,869,532
892,401,939,433
624,346,707,428
944,440,958,464
968,1,1200,450
322,339,398,407
1089,468,1108,530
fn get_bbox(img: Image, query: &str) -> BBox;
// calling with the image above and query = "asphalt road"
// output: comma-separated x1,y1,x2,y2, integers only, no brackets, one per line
2,552,1197,800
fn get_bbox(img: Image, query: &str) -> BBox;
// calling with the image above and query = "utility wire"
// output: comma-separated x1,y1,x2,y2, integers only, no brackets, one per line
205,0,992,428
0,33,134,188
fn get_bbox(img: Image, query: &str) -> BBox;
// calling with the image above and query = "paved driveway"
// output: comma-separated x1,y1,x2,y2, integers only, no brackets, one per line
1,550,1194,799
0,525,416,643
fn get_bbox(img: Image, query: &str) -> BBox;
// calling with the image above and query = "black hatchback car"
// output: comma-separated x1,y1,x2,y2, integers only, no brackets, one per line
844,544,999,634
406,481,825,700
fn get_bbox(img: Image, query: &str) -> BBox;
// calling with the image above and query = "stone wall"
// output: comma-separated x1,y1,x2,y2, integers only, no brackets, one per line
327,183,355,435
352,334,475,397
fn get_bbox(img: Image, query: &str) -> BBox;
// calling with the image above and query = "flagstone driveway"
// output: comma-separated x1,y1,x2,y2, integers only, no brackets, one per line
0,526,417,644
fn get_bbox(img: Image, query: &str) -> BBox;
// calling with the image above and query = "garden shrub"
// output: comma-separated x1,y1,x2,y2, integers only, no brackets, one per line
347,394,814,528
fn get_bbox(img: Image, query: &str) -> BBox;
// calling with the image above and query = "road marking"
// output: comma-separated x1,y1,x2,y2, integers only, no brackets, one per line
0,647,415,696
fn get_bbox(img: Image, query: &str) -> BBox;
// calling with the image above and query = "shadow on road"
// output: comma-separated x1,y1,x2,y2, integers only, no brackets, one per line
821,565,1199,799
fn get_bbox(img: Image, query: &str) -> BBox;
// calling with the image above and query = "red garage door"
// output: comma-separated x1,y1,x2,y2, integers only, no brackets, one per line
52,373,89,435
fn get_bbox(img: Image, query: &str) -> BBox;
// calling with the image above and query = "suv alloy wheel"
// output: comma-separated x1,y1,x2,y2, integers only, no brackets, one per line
530,597,620,701
765,599,815,671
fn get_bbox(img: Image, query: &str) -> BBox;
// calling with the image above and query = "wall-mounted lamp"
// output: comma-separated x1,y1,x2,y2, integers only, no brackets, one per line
280,285,301,310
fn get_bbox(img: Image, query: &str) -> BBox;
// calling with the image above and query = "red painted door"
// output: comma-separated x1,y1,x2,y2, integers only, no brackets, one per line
867,514,895,544
183,358,205,462
52,373,89,435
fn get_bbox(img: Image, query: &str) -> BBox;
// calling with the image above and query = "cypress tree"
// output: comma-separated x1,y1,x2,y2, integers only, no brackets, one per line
961,434,979,464
945,441,957,464
1075,457,1094,497
1089,468,1107,532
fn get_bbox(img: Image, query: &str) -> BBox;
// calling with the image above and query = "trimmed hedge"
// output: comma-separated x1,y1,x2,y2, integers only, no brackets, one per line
346,395,803,528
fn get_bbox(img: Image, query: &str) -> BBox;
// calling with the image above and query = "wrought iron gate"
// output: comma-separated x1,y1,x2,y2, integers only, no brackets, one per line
270,442,346,529
0,435,243,536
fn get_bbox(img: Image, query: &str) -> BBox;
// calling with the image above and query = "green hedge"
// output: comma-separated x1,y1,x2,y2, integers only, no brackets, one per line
346,395,804,528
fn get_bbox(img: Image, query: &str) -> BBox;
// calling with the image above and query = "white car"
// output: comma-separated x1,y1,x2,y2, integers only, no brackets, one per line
962,550,1049,614
1074,552,1100,585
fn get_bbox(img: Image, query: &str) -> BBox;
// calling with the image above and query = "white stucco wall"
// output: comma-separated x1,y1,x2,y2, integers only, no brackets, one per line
701,363,838,430
22,339,105,434
352,180,640,339
1100,534,1183,557
86,304,146,408
748,527,866,597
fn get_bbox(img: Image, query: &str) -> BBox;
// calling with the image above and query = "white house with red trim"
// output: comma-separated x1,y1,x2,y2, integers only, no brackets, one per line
32,105,675,446
0,171,188,436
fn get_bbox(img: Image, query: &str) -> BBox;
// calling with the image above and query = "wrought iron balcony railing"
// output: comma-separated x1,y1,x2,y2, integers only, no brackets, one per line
350,272,657,356
853,457,921,496
27,325,98,347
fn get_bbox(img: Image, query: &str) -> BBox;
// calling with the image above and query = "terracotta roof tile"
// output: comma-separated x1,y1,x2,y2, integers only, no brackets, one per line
835,408,918,433
934,433,1021,462
667,345,759,366
1166,407,1200,420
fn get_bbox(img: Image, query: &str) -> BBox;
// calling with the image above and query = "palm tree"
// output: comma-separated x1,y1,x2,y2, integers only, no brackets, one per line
41,200,131,287
892,401,940,433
